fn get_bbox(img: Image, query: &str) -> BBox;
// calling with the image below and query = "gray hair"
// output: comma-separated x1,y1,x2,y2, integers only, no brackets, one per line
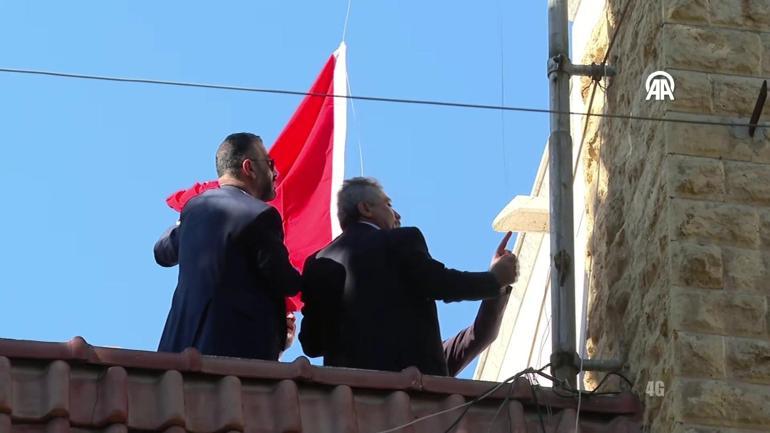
337,177,384,230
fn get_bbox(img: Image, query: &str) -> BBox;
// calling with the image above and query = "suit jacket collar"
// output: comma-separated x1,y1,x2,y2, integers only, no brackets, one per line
220,184,252,197
357,221,381,230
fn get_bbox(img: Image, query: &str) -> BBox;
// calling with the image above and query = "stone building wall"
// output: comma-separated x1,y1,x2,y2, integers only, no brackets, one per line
582,0,770,431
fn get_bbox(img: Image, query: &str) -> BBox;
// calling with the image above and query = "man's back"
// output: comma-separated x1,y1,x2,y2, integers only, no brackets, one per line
300,223,501,376
157,185,300,360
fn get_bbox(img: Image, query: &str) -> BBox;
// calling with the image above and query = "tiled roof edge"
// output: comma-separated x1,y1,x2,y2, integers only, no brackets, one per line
0,336,642,417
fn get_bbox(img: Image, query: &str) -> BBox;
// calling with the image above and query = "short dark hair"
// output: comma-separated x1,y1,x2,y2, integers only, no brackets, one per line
215,132,262,177
337,177,384,230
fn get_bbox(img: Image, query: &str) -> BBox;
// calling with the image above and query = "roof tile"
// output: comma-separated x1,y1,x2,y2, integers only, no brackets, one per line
0,337,642,433
68,366,127,427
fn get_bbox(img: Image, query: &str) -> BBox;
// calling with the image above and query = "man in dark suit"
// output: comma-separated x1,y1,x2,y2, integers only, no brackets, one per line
299,177,518,376
155,132,301,360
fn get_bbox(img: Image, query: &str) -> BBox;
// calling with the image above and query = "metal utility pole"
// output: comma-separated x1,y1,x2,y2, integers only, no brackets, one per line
547,0,579,389
547,0,618,389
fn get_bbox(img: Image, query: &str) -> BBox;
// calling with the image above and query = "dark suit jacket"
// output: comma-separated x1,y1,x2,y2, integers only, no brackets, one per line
299,222,502,376
155,185,300,360
442,293,510,377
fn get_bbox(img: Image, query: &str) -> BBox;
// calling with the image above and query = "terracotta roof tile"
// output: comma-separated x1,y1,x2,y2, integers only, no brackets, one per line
0,337,642,433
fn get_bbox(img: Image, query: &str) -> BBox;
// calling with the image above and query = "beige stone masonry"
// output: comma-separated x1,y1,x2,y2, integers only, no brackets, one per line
664,24,762,76
671,241,723,289
671,287,767,337
673,331,725,379
725,336,770,385
674,378,770,427
710,0,770,30
666,154,725,200
526,1,770,431
669,199,759,248
721,247,765,292
665,113,770,164
666,0,770,30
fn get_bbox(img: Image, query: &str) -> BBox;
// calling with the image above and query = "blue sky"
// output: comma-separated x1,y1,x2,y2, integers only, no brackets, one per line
0,1,547,379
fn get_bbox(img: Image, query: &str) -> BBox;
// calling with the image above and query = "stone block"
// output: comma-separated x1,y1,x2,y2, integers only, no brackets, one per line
725,160,770,206
713,75,770,119
665,112,770,164
667,155,724,199
671,241,723,289
759,210,770,247
664,24,761,75
664,0,709,24
725,337,770,384
763,33,770,76
710,0,770,30
676,378,770,425
669,70,712,113
722,247,764,291
674,331,725,378
670,199,759,247
671,288,767,336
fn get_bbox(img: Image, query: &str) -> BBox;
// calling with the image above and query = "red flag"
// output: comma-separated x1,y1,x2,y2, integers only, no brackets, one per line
165,43,347,312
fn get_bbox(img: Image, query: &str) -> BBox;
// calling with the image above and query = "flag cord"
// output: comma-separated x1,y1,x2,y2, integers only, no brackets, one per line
341,0,352,42
497,0,510,192
347,72,366,176
340,0,364,176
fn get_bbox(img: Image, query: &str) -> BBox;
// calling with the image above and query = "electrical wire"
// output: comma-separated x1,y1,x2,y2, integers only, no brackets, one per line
589,370,634,393
529,381,548,433
481,364,552,433
0,66,767,129
497,0,510,191
440,367,536,433
472,365,632,433
483,377,514,433
372,368,532,433
374,364,553,433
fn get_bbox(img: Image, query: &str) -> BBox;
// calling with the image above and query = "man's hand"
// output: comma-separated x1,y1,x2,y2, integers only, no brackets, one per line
489,231,519,288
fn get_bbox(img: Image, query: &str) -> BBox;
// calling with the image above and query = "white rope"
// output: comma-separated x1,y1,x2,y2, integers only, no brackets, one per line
497,0,509,190
341,0,353,42
346,70,365,176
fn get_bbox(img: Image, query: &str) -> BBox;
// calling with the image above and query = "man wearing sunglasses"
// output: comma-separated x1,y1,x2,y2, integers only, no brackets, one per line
154,132,300,361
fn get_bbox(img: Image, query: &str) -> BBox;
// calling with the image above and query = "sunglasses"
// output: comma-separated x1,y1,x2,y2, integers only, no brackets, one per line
249,157,275,171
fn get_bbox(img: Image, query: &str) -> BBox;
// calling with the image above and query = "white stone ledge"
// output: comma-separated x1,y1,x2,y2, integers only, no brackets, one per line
492,195,549,233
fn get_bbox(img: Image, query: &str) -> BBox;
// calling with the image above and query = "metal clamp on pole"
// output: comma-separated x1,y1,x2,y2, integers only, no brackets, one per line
548,54,617,81
580,357,624,372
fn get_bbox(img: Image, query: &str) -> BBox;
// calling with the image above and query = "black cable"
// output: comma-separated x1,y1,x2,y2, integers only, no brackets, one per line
577,0,634,159
373,368,534,433
494,364,548,432
587,370,634,394
602,0,634,65
441,399,474,433
0,66,767,129
441,368,536,433
484,378,515,433
529,382,548,433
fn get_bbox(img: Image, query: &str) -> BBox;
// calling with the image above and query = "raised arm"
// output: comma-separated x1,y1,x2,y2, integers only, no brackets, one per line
390,227,510,302
443,293,511,377
154,223,180,267
443,231,518,376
